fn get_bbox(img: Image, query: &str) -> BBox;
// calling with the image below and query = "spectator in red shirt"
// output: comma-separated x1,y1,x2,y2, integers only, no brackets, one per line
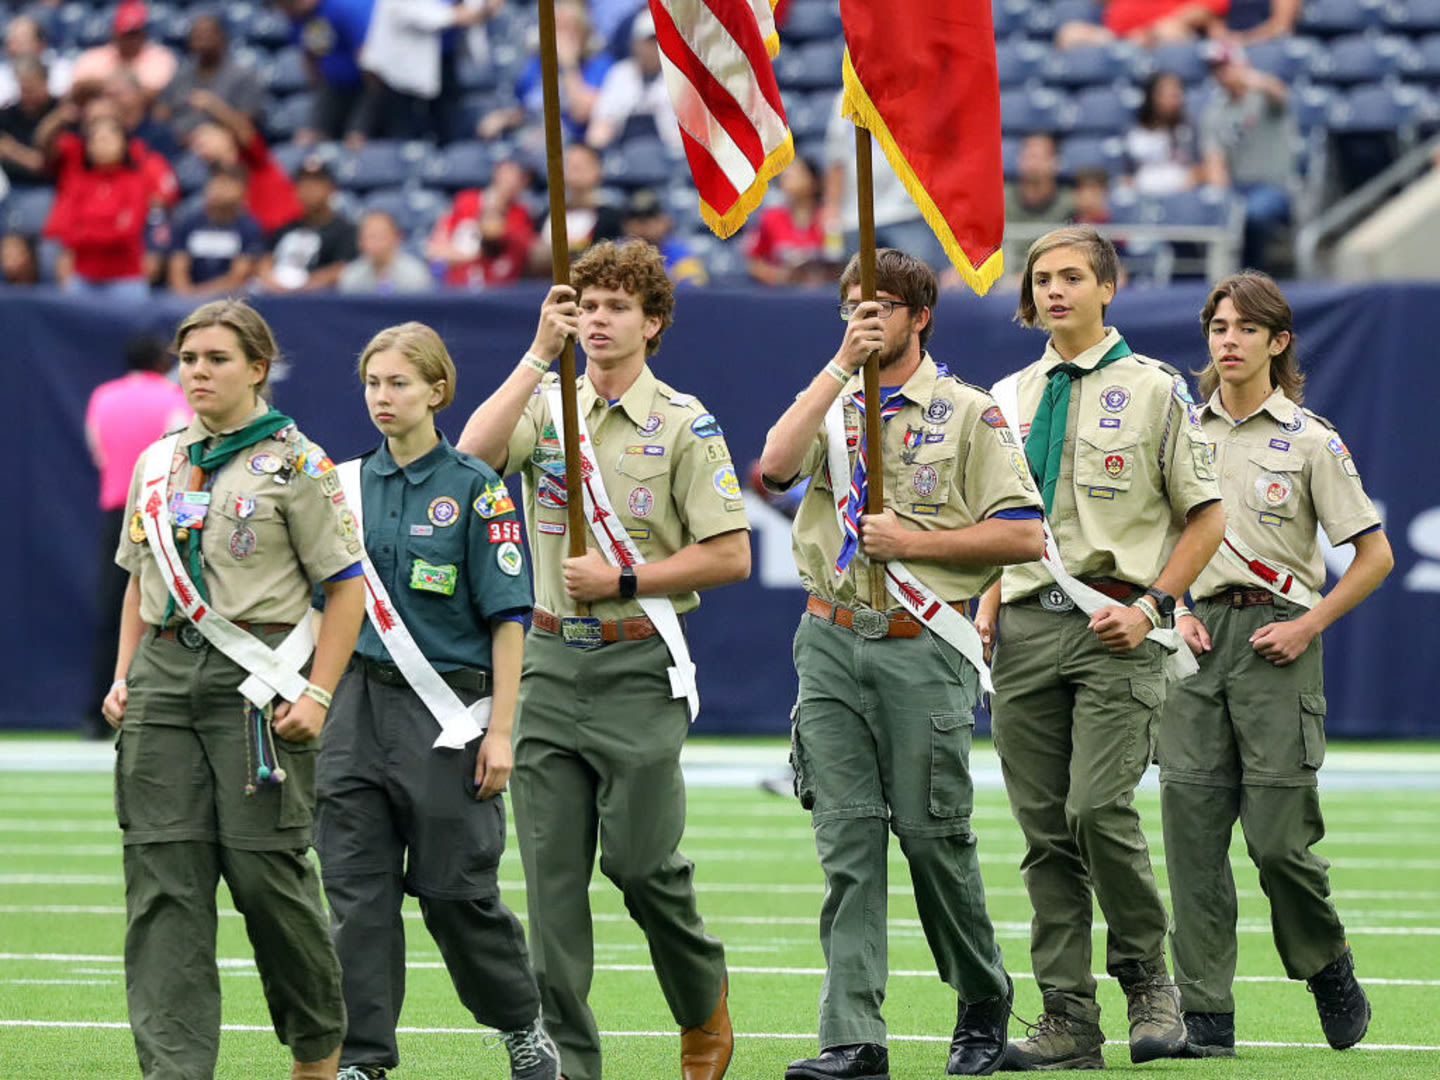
427,156,535,288
746,156,831,286
1059,0,1229,48
186,90,303,235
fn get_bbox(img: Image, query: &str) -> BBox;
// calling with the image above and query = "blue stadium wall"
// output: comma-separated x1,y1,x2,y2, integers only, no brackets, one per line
4,282,1436,736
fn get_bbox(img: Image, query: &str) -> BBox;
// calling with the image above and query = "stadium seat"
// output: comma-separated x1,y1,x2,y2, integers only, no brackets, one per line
364,186,448,239
1386,0,1440,33
264,92,315,143
1068,85,1139,137
1051,0,1104,27
2,186,54,237
1245,36,1320,83
421,141,494,191
272,139,336,178
1106,186,1145,225
1000,87,1073,136
1298,0,1386,36
991,0,1025,41
153,8,193,50
169,151,209,196
244,9,292,50
1328,84,1435,134
1149,187,1236,227
773,39,844,92
1415,35,1440,84
76,9,113,49
1310,34,1413,86
1044,44,1133,89
602,138,679,189
995,39,1047,89
455,56,501,93
1292,84,1339,136
784,92,834,143
334,141,426,193
1138,41,1210,86
780,1,842,44
264,47,311,97
1001,136,1020,179
1059,135,1126,179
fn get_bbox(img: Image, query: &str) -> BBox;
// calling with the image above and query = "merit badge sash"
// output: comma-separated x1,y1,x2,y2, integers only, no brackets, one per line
821,399,994,693
1217,529,1320,609
337,460,490,749
990,376,1198,682
544,384,700,721
141,435,315,708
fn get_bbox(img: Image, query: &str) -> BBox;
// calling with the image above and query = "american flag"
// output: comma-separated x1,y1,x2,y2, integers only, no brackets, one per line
650,0,793,238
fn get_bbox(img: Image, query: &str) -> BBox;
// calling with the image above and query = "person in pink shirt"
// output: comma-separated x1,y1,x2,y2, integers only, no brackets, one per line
70,2,177,103
83,333,190,738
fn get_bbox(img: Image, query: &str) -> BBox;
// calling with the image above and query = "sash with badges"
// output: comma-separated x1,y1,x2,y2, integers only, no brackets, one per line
140,435,316,708
820,399,995,694
1216,530,1321,609
990,375,1198,682
543,384,701,721
337,461,490,749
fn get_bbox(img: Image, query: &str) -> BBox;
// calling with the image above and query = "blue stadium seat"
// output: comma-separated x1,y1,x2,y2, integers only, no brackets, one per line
1245,36,1319,83
780,1,842,44
603,138,679,189
995,39,1047,89
1000,88,1072,136
1298,0,1386,36
1385,0,1440,33
1311,34,1413,86
784,92,834,143
1292,84,1339,136
3,186,54,237
363,186,448,239
1106,186,1145,225
1059,135,1126,179
244,9,292,50
455,56,501,93
1001,136,1020,178
774,39,844,92
1068,85,1139,136
1138,41,1209,86
1415,35,1440,84
264,92,315,143
1051,0,1104,30
1149,187,1236,226
171,152,211,196
1044,44,1133,89
991,0,1025,41
272,140,336,178
421,142,494,191
265,47,311,97
153,8,193,50
334,141,425,193
1328,84,1435,133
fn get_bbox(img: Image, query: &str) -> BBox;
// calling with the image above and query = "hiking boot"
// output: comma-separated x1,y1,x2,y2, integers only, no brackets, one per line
1001,993,1104,1071
785,1043,890,1079
947,973,1013,1075
1114,961,1186,1063
680,978,733,1080
1177,1012,1235,1058
1306,947,1371,1050
336,1069,386,1080
499,1017,562,1080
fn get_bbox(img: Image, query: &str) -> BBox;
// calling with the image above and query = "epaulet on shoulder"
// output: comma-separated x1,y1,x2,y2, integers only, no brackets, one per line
1133,355,1181,378
455,453,498,481
655,376,701,412
947,374,989,395
161,425,186,437
1302,407,1338,432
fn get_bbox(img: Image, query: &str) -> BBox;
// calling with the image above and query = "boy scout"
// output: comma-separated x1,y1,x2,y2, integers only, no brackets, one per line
758,248,1045,1080
1160,272,1392,1056
458,240,749,1080
101,299,366,1080
974,226,1225,1069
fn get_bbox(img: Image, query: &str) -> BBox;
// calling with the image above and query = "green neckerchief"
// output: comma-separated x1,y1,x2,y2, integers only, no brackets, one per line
1024,336,1133,514
163,408,295,623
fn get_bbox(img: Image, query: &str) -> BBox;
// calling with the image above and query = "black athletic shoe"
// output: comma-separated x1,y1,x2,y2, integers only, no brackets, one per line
785,1043,890,1080
1307,948,1371,1050
948,974,1013,1075
1177,1012,1236,1058
336,1067,386,1080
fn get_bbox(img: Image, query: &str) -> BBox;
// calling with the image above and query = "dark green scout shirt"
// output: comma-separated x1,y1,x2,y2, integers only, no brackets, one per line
353,437,532,672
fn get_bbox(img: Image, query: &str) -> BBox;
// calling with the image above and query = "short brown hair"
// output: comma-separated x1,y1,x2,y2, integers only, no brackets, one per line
838,248,939,347
1197,271,1303,404
572,240,675,356
173,298,279,398
1015,225,1120,328
357,321,457,411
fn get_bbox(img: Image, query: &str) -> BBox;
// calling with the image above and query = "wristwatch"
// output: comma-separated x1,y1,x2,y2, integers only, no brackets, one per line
618,564,638,600
1143,586,1176,623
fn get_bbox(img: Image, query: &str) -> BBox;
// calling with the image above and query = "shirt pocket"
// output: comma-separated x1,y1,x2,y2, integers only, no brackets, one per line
210,488,285,568
1073,433,1140,495
1244,454,1303,520
892,440,957,509
615,453,671,520
404,528,468,598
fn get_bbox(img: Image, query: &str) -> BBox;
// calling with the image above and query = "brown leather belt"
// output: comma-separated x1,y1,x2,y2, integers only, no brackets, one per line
1024,578,1140,613
1209,587,1275,608
806,595,933,639
1082,578,1143,602
154,621,293,650
531,607,660,643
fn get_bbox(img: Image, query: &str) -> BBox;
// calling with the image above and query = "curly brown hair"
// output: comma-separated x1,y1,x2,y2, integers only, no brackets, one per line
572,240,675,357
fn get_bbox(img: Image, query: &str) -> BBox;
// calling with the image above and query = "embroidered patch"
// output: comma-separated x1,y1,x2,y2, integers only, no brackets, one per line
1326,434,1350,457
913,464,939,497
628,486,655,517
691,412,723,438
1171,374,1196,405
539,423,560,446
1343,458,1359,477
489,521,522,544
1258,512,1284,526
531,445,563,468
472,482,515,518
428,496,461,527
911,503,941,516
1099,417,1121,429
725,501,745,512
320,472,342,497
1100,385,1131,413
1269,438,1291,452
846,424,860,449
639,412,665,437
625,444,666,456
228,525,256,559
902,425,923,452
981,405,1007,428
627,527,652,539
247,452,281,475
338,510,358,541
713,464,742,500
1088,487,1117,499
128,512,146,544
924,431,947,443
1191,436,1216,481
537,475,568,509
925,398,953,423
537,520,567,535
496,541,523,576
410,524,434,536
1104,454,1125,478
1256,470,1292,507
410,558,458,595
170,492,209,529
233,494,257,519
1278,411,1307,434
298,450,334,479
1009,452,1033,488
705,442,729,463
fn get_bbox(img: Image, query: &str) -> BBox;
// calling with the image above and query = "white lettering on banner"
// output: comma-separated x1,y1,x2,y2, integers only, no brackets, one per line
1405,506,1440,593
742,493,802,589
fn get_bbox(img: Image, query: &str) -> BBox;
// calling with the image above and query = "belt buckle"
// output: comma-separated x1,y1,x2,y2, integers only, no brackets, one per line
1039,587,1075,613
560,616,604,649
177,623,206,650
850,608,889,640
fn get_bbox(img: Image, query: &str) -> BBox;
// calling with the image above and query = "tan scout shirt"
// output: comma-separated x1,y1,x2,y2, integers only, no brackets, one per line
1191,388,1381,599
1000,328,1223,602
504,364,750,619
787,354,1043,606
116,404,361,627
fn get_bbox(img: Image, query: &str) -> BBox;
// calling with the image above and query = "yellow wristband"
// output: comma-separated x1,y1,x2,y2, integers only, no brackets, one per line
520,351,551,375
301,683,333,709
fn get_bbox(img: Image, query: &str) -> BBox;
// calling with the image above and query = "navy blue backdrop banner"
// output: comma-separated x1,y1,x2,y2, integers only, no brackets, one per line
4,283,1437,735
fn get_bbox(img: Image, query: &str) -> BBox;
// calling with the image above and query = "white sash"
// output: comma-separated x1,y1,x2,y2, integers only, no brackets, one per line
337,460,491,750
820,399,994,693
544,385,701,721
140,435,315,708
1215,529,1320,609
990,375,1198,681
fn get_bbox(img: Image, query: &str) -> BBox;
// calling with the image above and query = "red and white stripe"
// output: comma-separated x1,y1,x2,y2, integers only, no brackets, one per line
650,0,793,237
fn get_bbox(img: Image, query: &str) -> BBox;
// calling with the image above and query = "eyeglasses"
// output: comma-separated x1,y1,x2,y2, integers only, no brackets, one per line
837,300,912,321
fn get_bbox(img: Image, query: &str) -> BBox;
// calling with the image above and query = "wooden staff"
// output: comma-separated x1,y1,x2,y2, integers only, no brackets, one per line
537,0,588,563
855,127,886,610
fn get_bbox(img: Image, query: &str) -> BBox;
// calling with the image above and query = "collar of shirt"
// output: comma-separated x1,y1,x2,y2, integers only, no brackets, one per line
177,399,271,449
368,434,452,484
1200,385,1298,427
1039,326,1124,376
577,362,658,427
842,351,942,407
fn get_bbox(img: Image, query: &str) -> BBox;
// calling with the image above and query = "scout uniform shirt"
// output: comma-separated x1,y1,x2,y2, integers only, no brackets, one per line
1000,328,1222,602
352,436,533,671
787,353,1044,606
503,364,750,618
116,402,360,626
1190,387,1381,600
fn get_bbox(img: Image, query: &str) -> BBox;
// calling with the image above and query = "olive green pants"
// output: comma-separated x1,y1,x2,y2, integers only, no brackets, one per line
116,630,344,1079
791,612,1007,1050
1159,596,1345,1014
512,628,726,1080
990,601,1170,1022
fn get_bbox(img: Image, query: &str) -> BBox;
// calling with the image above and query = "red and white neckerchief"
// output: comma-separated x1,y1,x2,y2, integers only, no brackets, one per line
544,383,700,721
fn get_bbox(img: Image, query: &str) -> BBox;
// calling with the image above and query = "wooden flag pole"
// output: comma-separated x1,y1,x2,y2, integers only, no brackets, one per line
537,0,588,566
855,127,887,611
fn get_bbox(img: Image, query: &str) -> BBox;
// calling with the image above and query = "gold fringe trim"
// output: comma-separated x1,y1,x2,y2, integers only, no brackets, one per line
840,50,1003,295
763,0,782,58
698,129,795,238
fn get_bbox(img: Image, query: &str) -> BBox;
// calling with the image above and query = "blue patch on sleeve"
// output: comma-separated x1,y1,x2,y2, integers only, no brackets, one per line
991,507,1043,520
325,562,363,582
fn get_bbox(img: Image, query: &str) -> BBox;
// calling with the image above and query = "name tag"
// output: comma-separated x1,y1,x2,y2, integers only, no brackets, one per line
409,558,457,595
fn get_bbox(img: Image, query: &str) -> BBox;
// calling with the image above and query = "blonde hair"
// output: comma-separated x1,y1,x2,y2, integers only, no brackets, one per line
173,298,279,399
1197,271,1304,404
1015,225,1120,329
357,322,457,411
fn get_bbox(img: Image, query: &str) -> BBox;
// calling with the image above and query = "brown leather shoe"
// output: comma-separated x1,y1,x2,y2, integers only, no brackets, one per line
290,1049,340,1080
681,979,733,1080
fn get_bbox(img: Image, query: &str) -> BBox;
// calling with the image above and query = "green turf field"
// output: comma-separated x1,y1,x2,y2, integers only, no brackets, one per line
1,739,1438,1078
